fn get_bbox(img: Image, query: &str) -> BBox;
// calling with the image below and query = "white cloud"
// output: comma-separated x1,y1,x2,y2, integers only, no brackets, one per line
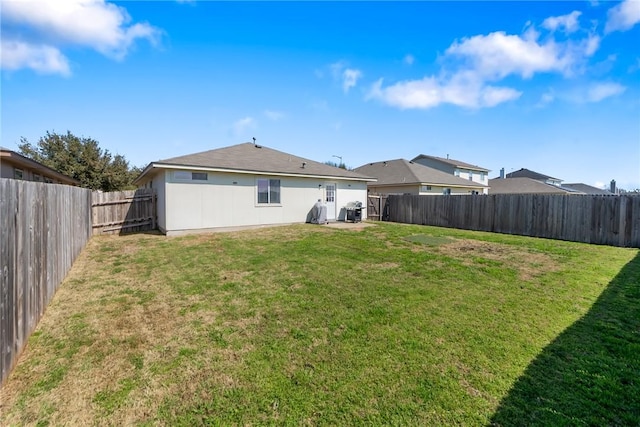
542,11,582,33
0,39,70,75
342,68,362,93
445,31,594,79
368,72,521,110
233,117,256,135
369,14,603,111
1,0,161,74
587,82,626,102
403,54,415,65
330,61,362,93
264,110,285,121
536,90,556,108
605,0,640,33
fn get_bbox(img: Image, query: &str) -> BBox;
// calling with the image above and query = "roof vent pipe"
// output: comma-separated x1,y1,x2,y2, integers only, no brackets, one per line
302,162,307,168
500,168,505,179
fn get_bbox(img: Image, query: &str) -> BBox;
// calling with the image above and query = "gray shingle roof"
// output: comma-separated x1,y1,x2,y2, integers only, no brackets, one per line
354,159,487,188
140,143,374,181
489,178,569,194
505,168,561,182
411,154,489,172
562,183,613,195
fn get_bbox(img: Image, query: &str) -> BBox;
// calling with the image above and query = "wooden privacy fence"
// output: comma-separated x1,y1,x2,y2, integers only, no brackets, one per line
1,179,92,386
387,194,640,248
92,189,156,235
367,195,389,221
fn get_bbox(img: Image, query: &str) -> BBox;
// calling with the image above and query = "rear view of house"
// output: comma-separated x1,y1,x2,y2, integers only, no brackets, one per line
134,142,375,235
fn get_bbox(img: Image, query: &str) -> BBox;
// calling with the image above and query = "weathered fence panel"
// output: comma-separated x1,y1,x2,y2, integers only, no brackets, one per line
92,189,156,235
367,195,389,221
1,179,92,386
386,194,640,248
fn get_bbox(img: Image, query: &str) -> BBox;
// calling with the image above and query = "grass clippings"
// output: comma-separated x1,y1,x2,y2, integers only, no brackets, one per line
1,223,638,426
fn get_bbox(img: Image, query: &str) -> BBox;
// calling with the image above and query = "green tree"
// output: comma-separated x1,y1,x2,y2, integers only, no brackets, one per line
324,160,348,170
18,131,140,191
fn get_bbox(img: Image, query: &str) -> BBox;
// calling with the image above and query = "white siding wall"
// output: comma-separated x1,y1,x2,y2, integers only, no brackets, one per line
456,169,489,192
162,170,368,233
336,181,368,220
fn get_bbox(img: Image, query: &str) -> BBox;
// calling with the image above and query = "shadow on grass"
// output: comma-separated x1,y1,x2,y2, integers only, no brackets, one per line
490,252,640,426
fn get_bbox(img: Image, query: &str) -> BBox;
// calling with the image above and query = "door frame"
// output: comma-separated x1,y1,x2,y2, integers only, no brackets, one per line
325,182,337,221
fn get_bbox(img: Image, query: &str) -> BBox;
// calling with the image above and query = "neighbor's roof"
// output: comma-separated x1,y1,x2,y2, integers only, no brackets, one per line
0,148,81,186
506,168,561,182
411,154,490,172
562,183,612,195
354,159,487,188
135,142,375,183
488,177,570,194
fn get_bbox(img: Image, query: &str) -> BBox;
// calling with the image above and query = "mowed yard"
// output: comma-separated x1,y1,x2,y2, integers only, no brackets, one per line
1,222,639,426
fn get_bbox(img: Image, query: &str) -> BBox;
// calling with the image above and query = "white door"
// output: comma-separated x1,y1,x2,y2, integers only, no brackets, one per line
325,183,336,220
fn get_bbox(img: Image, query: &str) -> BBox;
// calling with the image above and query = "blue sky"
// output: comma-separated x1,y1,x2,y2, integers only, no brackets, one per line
2,1,639,190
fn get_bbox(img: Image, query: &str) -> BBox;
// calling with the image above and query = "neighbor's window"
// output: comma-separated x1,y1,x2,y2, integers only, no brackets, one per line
454,170,460,177
469,171,473,181
421,185,432,192
443,188,451,195
34,174,42,182
14,169,24,180
257,178,281,204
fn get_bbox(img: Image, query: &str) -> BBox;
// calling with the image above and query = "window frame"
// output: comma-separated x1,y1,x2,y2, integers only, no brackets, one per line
256,178,281,205
14,168,24,180
173,170,208,182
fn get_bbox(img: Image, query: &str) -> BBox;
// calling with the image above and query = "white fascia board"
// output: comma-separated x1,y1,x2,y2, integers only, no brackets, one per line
150,163,377,182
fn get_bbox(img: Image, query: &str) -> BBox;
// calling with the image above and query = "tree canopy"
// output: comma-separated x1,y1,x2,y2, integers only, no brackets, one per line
18,131,141,191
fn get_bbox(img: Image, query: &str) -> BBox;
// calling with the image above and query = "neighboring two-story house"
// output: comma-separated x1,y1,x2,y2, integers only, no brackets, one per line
0,148,80,186
411,154,490,194
354,159,488,196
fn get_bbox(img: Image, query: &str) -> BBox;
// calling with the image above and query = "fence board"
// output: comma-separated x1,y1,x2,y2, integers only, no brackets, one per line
91,189,156,235
385,194,640,248
1,179,92,387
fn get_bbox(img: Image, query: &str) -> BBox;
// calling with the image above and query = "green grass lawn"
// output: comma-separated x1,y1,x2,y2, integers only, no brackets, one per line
1,222,638,426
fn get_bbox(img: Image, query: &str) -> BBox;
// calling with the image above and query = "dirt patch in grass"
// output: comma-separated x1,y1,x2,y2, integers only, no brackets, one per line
438,239,560,281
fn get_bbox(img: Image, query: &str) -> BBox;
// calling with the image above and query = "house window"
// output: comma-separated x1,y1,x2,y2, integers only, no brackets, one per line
420,185,432,192
34,174,42,182
192,172,208,181
325,185,335,203
469,172,473,181
44,177,53,183
257,178,280,204
174,171,208,181
454,170,460,177
443,188,451,195
14,169,24,180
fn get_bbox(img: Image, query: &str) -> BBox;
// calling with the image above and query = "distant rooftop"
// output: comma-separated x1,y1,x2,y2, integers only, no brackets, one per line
355,159,487,188
411,154,490,172
505,168,561,182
